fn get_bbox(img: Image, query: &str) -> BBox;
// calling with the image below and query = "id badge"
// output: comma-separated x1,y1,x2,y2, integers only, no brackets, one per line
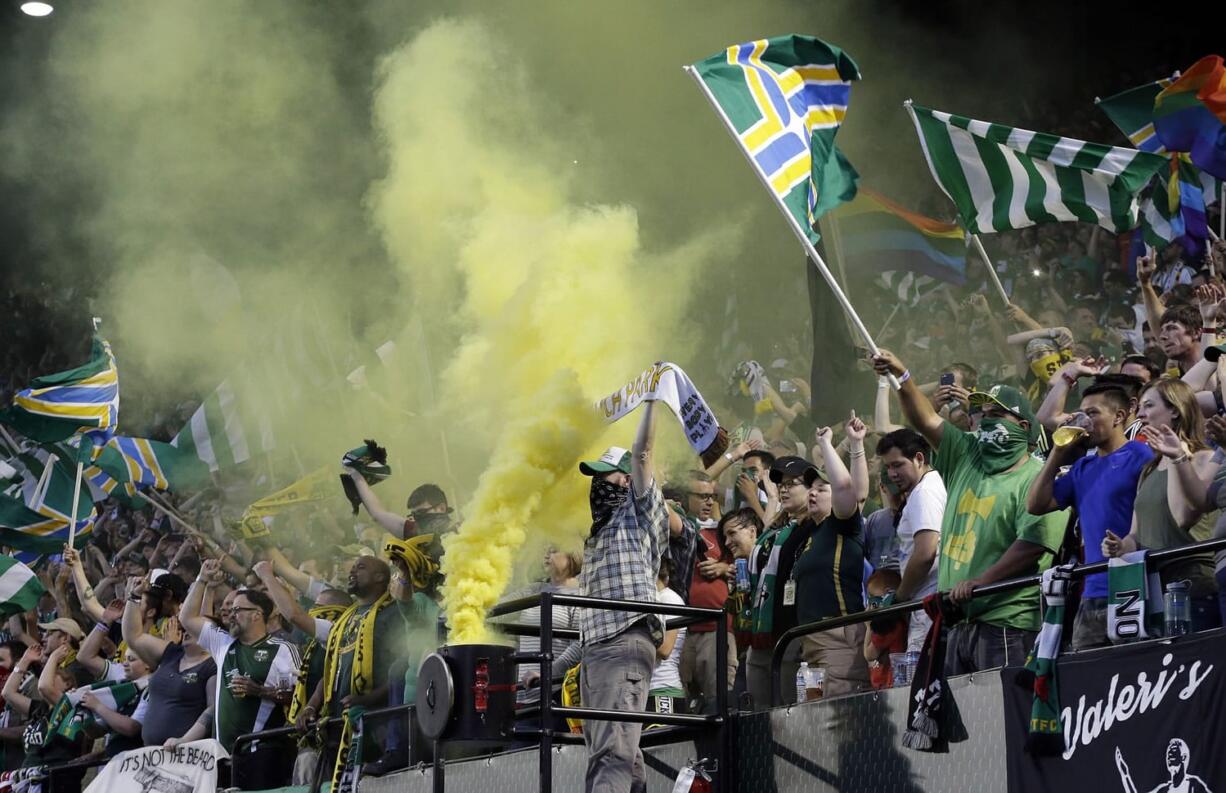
782,579,796,606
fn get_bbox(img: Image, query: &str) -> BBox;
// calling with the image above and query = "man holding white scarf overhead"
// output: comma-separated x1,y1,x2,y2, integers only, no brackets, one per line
578,399,668,793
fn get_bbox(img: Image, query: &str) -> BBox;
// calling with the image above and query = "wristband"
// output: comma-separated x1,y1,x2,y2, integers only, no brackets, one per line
128,594,143,603
897,370,912,385
93,622,109,634
1173,453,1192,465
1203,327,1218,336
1061,372,1077,387
723,452,734,463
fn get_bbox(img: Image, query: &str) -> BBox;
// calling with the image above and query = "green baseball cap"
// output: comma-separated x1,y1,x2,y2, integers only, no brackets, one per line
579,446,632,476
1205,343,1226,362
968,384,1038,440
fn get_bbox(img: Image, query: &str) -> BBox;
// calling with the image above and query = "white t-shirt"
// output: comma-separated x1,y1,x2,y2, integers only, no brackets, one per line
650,587,686,692
896,471,947,598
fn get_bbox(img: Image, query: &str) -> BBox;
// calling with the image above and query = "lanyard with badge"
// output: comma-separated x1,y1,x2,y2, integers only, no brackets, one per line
782,529,813,607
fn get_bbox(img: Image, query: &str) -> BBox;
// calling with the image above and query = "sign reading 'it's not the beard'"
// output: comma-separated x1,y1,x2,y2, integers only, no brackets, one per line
1003,631,1222,793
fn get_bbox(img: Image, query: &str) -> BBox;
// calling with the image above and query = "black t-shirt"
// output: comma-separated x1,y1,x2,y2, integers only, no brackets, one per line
792,511,866,625
140,642,217,746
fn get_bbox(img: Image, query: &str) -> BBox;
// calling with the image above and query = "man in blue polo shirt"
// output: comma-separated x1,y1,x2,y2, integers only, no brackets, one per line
1026,382,1153,649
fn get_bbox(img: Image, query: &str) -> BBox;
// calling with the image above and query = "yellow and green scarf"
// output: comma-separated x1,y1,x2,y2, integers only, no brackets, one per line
287,604,347,723
321,593,393,790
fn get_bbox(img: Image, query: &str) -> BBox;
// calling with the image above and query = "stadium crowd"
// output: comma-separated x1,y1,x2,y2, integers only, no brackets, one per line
3,103,1226,788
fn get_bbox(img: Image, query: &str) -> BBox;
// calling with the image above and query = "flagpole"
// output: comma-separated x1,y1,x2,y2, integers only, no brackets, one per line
969,233,1010,305
30,452,58,511
683,65,899,389
66,460,84,548
144,489,204,536
1220,182,1224,241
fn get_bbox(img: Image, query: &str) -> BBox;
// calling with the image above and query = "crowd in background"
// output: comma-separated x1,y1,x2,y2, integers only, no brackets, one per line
4,111,1226,791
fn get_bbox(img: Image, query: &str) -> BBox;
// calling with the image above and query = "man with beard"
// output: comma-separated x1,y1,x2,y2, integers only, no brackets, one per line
577,400,668,793
344,472,454,595
180,560,299,790
296,554,418,781
872,351,1067,676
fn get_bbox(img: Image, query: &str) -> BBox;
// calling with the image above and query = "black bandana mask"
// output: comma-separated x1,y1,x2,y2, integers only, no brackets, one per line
589,477,629,535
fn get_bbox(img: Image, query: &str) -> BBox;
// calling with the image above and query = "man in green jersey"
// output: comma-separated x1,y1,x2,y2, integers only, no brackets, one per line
180,559,300,790
872,351,1066,676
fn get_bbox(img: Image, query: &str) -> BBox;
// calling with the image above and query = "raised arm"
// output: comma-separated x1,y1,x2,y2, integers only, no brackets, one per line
873,376,903,434
1148,426,1220,527
842,412,870,507
38,645,71,703
179,558,220,638
252,561,314,635
1036,359,1103,432
122,587,169,668
344,467,408,538
1136,253,1165,331
815,426,859,520
62,547,105,624
2,645,41,716
78,598,127,678
632,400,658,493
871,350,944,450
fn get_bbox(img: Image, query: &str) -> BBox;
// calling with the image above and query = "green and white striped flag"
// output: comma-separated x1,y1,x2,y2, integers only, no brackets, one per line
905,101,1168,234
171,378,274,473
0,557,46,619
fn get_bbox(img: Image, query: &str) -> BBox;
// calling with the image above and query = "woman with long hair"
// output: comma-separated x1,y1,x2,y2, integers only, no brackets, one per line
1103,377,1222,630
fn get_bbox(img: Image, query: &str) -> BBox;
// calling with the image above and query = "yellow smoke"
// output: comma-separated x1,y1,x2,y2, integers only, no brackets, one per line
370,18,733,642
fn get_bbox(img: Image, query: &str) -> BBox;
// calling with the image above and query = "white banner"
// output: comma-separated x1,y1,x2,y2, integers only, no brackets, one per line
595,362,720,455
84,740,228,793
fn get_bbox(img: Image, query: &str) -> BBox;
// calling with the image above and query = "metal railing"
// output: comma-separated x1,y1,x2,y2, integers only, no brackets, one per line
488,591,730,793
769,535,1226,706
220,590,732,792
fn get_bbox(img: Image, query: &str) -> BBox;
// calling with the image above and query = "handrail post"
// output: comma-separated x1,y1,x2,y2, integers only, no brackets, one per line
539,588,554,793
714,607,729,793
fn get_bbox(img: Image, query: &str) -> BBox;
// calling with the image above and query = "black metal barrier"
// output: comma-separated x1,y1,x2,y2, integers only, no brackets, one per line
222,591,731,793
769,535,1226,706
230,701,420,793
485,591,730,793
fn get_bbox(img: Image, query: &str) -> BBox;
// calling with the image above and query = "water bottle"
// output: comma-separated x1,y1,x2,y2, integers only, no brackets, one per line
904,651,920,686
1164,580,1191,637
806,666,825,701
796,662,810,703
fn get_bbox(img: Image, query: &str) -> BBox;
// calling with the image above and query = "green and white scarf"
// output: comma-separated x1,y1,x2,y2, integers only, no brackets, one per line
1022,565,1071,755
1107,550,1163,642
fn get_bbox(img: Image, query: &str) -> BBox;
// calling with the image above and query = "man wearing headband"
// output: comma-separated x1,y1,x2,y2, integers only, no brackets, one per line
873,350,1067,676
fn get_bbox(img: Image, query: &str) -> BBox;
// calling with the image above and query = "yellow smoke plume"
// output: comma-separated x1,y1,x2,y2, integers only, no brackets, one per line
370,19,734,643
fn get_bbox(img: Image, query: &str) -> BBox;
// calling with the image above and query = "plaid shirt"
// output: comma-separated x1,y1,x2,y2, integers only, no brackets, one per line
579,481,668,646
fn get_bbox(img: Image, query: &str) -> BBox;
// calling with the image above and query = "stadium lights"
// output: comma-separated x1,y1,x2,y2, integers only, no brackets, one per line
20,2,54,16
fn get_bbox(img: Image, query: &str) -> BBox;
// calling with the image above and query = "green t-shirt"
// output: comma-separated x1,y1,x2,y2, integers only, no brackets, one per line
933,423,1067,631
198,623,300,751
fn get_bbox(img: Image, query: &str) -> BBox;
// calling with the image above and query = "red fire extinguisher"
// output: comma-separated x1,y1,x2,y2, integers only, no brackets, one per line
671,759,714,792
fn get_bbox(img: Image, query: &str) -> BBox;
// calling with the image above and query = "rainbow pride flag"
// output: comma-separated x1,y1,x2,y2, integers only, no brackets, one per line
830,187,966,301
1154,55,1226,180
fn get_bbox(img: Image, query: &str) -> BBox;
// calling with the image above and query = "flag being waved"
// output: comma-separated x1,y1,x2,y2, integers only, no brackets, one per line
1096,74,1178,154
171,378,274,473
238,466,334,539
0,446,95,552
688,34,861,241
829,187,966,304
905,101,1168,235
1,335,118,451
0,557,46,619
1153,55,1226,180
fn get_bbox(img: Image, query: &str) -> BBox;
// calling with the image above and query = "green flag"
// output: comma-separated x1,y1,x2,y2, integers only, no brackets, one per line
0,447,94,552
172,379,274,473
48,679,145,743
905,101,1167,234
0,557,46,619
1095,76,1176,154
1,335,119,447
689,35,861,242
